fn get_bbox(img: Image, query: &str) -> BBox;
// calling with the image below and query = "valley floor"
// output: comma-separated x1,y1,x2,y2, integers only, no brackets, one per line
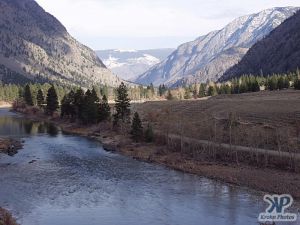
13,89,300,199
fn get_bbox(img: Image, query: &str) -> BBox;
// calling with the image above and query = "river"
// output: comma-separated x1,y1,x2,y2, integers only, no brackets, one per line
0,109,298,225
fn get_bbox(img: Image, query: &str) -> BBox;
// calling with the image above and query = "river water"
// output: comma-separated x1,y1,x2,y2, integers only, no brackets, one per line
0,109,298,225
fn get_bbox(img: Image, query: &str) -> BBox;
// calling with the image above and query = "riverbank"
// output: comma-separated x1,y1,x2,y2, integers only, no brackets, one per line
14,107,300,199
0,208,18,225
0,138,23,156
0,102,12,109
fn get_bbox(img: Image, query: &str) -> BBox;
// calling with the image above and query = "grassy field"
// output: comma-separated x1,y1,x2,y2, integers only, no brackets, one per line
133,90,300,170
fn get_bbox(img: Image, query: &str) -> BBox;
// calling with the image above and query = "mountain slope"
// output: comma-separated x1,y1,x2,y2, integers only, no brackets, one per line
0,0,121,86
135,7,299,87
222,10,300,80
96,49,174,81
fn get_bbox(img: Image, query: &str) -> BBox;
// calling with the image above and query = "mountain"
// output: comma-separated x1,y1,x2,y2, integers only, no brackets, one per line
135,7,299,87
222,10,300,80
96,49,174,81
0,0,121,87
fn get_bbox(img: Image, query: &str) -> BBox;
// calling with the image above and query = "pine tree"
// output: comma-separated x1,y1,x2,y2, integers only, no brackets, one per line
158,84,167,97
131,112,143,142
278,76,285,90
46,86,59,115
91,88,99,103
36,89,45,108
61,91,76,119
145,123,154,143
252,79,260,92
24,84,33,106
184,87,191,99
192,84,198,99
114,82,131,125
149,83,155,95
18,88,24,99
74,88,85,120
81,89,99,124
158,85,163,96
207,85,217,96
198,83,206,98
294,78,300,90
297,67,300,80
98,95,111,122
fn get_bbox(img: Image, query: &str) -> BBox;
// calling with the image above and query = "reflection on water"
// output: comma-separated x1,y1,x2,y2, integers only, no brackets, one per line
0,108,298,225
0,114,59,138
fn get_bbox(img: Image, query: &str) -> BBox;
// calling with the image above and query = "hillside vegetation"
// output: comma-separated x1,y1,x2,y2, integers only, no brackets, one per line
223,10,300,80
0,0,121,87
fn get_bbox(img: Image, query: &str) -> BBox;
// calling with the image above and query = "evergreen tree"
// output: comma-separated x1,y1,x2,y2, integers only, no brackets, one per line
61,91,76,119
224,84,232,94
158,84,167,97
283,76,290,89
207,85,217,96
158,85,163,96
297,67,300,80
267,76,278,91
114,82,131,125
91,88,99,103
184,87,191,99
81,89,99,124
252,79,260,92
46,86,59,115
24,84,33,106
294,78,300,90
198,83,206,98
18,88,24,100
231,79,240,94
74,88,85,120
278,76,285,90
131,112,143,142
36,89,45,108
149,83,155,95
162,84,167,95
145,123,154,143
98,95,111,122
192,84,198,99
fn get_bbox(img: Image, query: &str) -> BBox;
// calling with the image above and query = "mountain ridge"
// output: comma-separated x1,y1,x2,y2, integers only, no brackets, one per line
135,7,299,87
222,10,300,80
0,0,121,87
96,49,174,81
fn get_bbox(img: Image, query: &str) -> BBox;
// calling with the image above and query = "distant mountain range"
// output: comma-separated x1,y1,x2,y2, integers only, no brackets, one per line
222,10,300,80
134,7,299,87
0,0,121,87
96,49,174,81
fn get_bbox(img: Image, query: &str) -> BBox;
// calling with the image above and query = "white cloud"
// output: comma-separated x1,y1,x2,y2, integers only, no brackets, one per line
35,0,300,49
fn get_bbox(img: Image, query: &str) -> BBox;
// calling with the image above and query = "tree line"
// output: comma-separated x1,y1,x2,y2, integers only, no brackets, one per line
19,82,154,143
2,70,300,104
167,72,300,100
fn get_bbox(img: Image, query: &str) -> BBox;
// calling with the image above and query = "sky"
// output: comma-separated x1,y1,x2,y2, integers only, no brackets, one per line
35,0,300,50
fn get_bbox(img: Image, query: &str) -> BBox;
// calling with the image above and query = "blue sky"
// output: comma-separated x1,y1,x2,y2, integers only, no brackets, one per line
36,0,300,50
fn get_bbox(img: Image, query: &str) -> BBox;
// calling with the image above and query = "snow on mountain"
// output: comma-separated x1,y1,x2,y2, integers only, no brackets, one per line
96,49,174,81
134,7,299,87
222,10,300,80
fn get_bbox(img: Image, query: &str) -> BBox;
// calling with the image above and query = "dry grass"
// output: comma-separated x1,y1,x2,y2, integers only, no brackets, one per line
133,90,300,170
134,90,300,148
